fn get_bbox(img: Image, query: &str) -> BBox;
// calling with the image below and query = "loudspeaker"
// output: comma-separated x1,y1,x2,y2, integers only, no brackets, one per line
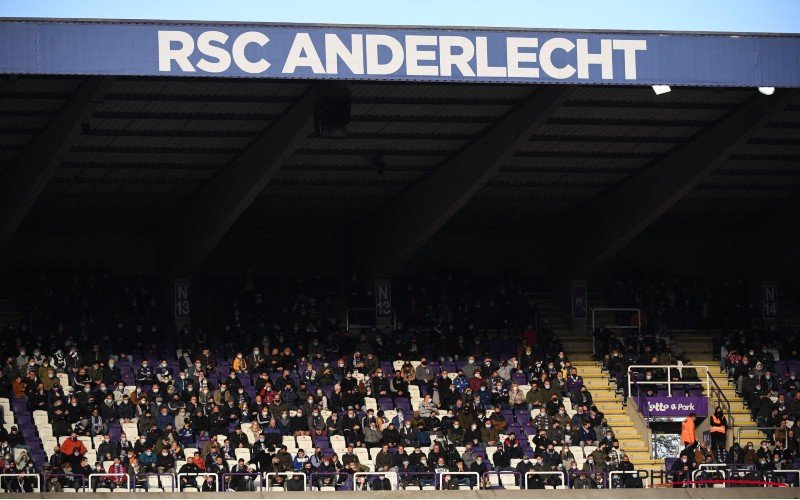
315,88,351,135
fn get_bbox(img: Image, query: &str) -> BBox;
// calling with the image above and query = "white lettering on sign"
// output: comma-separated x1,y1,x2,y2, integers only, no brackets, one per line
157,30,648,81
648,402,695,412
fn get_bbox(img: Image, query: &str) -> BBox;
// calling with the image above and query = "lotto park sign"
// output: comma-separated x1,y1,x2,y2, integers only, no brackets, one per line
634,396,708,418
0,19,799,86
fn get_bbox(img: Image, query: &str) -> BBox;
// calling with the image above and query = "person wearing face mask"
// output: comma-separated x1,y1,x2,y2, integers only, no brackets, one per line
782,372,800,398
446,418,465,446
514,455,534,488
308,407,325,436
155,359,173,384
245,346,265,378
709,407,729,453
743,442,758,465
136,360,155,385
670,453,693,488
468,454,488,486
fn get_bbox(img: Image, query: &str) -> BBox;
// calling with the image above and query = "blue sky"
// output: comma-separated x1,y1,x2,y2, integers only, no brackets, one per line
1,0,799,33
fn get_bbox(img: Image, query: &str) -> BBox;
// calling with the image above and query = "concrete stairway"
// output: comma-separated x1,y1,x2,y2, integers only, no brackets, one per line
671,334,761,444
572,360,662,470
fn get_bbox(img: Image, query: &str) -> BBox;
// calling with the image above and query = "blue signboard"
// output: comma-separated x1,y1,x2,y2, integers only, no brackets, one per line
0,19,799,86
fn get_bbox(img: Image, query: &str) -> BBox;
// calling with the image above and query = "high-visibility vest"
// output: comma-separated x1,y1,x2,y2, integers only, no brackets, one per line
710,414,726,434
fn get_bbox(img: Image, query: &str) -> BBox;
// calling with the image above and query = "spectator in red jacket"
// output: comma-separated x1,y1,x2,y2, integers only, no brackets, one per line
59,432,88,457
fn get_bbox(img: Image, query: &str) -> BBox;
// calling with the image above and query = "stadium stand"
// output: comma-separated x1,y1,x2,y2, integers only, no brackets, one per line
0,263,798,492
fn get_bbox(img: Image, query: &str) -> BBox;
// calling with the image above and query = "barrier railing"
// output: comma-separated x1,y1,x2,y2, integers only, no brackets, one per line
437,471,480,490
627,364,711,398
737,426,789,448
346,307,397,330
0,473,41,492
397,472,436,489
177,472,218,492
525,471,565,489
135,472,177,492
309,471,349,491
483,471,521,490
88,473,130,491
764,470,800,487
592,308,641,356
265,472,308,491
691,468,727,488
221,472,261,492
609,470,647,488
43,473,85,492
568,470,606,488
648,469,672,488
353,471,398,490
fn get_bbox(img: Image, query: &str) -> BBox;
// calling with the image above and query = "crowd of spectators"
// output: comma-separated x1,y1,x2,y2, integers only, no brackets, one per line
608,268,758,332
0,263,652,491
595,290,800,486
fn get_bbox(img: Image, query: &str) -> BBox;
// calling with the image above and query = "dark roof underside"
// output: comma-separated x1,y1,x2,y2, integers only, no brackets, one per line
1,76,799,234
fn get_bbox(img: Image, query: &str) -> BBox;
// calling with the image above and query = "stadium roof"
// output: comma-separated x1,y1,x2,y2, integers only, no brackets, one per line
1,18,799,278
2,77,798,231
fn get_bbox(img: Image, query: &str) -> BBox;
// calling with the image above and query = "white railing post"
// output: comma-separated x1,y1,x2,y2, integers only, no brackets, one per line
88,472,131,491
525,471,565,489
265,472,307,491
691,468,726,488
435,471,480,490
177,472,218,492
0,473,41,492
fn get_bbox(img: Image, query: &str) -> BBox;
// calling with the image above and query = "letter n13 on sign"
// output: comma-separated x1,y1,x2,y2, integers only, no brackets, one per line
762,281,777,319
375,279,392,321
174,280,191,319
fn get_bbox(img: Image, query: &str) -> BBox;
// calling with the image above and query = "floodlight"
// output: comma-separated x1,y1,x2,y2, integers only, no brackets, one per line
652,85,671,95
758,87,775,96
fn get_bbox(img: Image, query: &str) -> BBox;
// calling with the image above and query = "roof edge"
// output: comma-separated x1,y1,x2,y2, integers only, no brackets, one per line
1,16,799,38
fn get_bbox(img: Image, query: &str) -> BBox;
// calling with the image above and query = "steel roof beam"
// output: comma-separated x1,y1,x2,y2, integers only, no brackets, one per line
355,86,574,277
0,76,114,247
156,84,321,277
548,89,798,280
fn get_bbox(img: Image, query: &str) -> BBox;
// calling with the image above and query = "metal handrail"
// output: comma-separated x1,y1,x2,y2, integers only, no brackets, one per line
220,472,261,492
265,472,307,491
134,473,177,492
707,375,735,440
345,307,397,331
397,472,436,489
308,472,348,491
43,473,85,492
609,469,647,488
353,471,398,490
631,379,653,422
592,307,641,356
627,364,710,398
764,470,800,487
737,426,789,448
88,472,130,491
436,471,480,490
524,471,565,489
177,472,218,492
567,469,607,488
482,471,521,489
0,473,41,492
691,468,726,488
